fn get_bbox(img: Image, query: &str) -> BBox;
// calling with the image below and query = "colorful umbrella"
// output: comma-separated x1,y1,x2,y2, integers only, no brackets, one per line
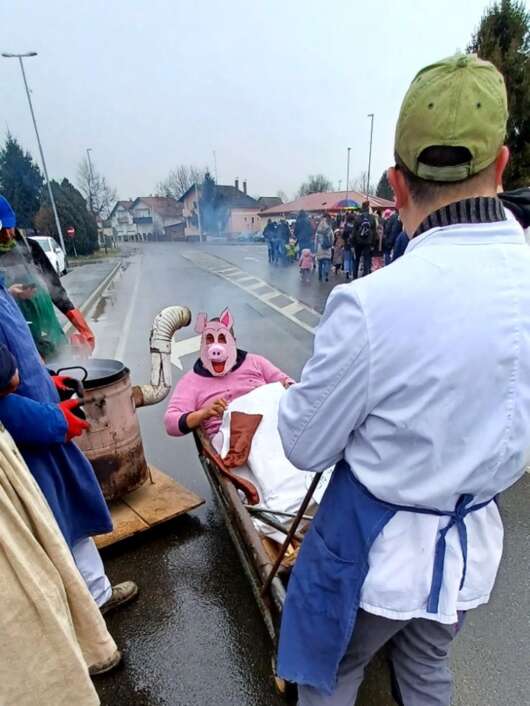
331,198,360,210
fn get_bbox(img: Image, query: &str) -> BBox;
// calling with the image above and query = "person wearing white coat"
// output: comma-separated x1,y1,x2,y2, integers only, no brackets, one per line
276,54,530,706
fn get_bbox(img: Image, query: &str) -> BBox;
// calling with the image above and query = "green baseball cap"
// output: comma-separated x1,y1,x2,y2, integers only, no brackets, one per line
395,53,508,182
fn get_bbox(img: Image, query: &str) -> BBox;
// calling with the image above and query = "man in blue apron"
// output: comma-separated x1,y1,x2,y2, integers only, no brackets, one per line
277,54,530,705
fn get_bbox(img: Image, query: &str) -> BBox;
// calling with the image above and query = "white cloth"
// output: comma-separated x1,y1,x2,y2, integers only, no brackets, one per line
218,383,330,541
72,537,112,607
279,215,530,624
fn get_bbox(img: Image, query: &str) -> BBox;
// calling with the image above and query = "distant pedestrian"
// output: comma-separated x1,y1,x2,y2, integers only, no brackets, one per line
315,217,333,282
263,219,277,264
277,219,290,265
342,215,355,280
294,210,314,254
383,210,401,265
353,200,376,278
332,229,344,275
299,248,313,283
392,229,409,260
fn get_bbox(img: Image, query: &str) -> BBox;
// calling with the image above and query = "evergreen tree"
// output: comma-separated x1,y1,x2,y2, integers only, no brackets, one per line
199,171,217,233
469,0,530,187
376,171,394,200
0,133,44,228
34,179,98,256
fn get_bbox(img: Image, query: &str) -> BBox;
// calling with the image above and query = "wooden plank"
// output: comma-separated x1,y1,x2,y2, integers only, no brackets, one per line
122,466,204,527
94,467,204,548
94,500,149,549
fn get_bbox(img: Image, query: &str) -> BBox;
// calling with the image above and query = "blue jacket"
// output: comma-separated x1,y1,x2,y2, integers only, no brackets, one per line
392,230,409,260
0,282,112,546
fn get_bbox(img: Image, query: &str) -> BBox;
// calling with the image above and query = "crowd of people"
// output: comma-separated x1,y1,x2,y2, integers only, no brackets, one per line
262,200,406,285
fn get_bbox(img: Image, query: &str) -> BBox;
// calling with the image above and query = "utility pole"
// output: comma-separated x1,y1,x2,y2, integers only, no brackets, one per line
2,52,66,255
86,147,95,214
345,147,351,203
367,113,375,200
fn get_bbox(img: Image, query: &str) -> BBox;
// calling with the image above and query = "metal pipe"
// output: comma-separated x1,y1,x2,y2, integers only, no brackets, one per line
261,471,323,598
245,505,314,522
132,305,191,407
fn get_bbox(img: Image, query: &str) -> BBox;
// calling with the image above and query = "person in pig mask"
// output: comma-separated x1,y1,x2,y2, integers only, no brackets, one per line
164,307,294,440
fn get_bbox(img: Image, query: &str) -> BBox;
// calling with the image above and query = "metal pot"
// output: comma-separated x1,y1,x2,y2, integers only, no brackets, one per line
58,305,191,502
60,359,149,501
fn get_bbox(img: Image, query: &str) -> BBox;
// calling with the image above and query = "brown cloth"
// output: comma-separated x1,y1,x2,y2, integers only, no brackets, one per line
223,411,263,469
0,424,117,706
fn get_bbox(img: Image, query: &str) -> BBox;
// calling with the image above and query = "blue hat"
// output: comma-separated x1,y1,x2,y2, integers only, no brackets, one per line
0,343,16,389
0,196,16,228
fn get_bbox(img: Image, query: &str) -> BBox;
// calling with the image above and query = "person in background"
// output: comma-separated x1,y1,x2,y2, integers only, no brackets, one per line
0,273,138,622
0,342,122,691
353,200,376,278
315,216,333,282
341,214,355,280
294,210,314,254
0,196,95,360
332,227,344,275
277,53,529,706
263,218,277,264
392,226,409,261
277,219,291,265
299,247,314,283
382,209,397,265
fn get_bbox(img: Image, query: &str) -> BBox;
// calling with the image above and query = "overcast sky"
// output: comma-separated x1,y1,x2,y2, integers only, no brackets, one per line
0,0,516,202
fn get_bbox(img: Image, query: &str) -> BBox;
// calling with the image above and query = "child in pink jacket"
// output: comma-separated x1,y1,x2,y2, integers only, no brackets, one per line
298,248,313,283
164,308,294,439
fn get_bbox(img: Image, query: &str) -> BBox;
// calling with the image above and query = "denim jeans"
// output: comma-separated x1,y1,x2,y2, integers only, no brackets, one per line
318,258,331,280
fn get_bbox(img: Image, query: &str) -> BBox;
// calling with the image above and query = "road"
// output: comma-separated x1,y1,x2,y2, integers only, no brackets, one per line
91,243,529,706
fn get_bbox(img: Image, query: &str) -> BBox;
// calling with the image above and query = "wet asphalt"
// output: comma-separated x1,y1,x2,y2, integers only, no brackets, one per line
89,243,529,706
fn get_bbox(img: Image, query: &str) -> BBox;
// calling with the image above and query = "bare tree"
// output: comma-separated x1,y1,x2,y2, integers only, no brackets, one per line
77,156,117,218
276,189,288,203
297,174,332,197
156,165,208,199
350,171,376,196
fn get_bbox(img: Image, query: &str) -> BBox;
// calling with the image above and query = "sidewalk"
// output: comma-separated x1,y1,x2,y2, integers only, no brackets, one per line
56,260,121,329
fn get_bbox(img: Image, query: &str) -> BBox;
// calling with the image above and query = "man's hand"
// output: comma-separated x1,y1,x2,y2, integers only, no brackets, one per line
200,398,228,420
9,283,36,300
282,378,294,389
58,399,89,441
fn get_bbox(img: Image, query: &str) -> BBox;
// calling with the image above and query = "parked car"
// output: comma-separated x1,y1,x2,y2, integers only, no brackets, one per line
29,236,66,275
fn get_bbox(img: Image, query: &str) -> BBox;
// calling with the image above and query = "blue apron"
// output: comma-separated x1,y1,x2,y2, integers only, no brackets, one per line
277,460,494,694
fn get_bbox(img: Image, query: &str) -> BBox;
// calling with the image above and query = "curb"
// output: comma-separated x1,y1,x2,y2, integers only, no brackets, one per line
62,261,122,335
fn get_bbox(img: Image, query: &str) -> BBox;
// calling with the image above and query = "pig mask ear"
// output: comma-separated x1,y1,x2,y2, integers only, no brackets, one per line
219,308,234,330
195,312,208,334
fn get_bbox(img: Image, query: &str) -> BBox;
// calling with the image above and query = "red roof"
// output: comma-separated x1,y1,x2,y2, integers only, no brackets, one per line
260,190,394,216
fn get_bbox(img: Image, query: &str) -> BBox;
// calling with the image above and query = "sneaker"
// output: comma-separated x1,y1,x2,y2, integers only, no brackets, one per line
100,581,139,615
89,649,122,676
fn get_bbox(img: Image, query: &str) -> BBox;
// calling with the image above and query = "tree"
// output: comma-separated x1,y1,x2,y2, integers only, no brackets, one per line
350,171,376,195
469,0,530,187
376,171,394,200
77,155,117,218
276,190,288,203
35,179,98,256
0,133,44,228
297,174,332,197
156,164,207,199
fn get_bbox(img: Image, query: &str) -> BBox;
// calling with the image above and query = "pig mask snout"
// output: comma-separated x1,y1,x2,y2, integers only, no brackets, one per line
207,343,228,362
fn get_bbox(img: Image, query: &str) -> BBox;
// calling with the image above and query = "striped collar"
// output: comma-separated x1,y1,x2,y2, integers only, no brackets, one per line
414,197,506,238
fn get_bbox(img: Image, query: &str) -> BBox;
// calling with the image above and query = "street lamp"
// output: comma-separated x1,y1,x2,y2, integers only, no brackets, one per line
367,113,375,201
2,51,67,255
345,146,351,202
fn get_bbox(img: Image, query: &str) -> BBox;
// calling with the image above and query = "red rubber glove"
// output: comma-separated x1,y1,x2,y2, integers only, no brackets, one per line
66,309,95,352
51,374,84,400
59,399,89,441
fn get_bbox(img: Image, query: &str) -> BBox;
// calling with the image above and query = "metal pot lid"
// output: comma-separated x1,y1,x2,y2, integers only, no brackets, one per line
57,359,129,389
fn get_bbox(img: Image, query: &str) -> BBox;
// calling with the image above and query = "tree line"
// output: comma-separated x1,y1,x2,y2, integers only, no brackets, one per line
0,133,116,256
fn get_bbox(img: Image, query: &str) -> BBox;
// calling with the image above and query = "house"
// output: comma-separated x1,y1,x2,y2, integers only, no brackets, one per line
256,196,283,211
108,197,184,241
108,200,135,241
179,179,277,239
258,190,395,224
129,197,183,240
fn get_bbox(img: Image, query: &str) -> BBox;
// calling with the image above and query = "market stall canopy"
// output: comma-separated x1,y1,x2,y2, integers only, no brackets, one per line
259,190,395,218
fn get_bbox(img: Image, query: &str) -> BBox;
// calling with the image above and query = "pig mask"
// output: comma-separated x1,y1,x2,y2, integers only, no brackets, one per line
195,308,237,376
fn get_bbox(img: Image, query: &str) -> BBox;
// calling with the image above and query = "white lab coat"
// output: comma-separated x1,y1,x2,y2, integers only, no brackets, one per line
279,214,530,623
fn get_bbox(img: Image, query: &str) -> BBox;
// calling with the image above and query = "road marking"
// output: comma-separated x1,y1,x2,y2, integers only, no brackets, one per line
180,250,320,334
244,256,259,262
170,334,202,370
114,257,143,361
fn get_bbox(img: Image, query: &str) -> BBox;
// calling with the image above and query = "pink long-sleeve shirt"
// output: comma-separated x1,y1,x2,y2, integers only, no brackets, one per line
165,352,294,438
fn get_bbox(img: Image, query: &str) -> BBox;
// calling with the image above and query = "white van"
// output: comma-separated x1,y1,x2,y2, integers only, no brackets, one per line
29,236,66,275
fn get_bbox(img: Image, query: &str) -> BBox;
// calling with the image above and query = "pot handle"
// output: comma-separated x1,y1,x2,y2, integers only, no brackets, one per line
55,365,88,382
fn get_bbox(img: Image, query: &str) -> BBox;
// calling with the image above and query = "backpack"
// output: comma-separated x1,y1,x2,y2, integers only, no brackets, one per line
357,215,373,243
321,231,332,249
